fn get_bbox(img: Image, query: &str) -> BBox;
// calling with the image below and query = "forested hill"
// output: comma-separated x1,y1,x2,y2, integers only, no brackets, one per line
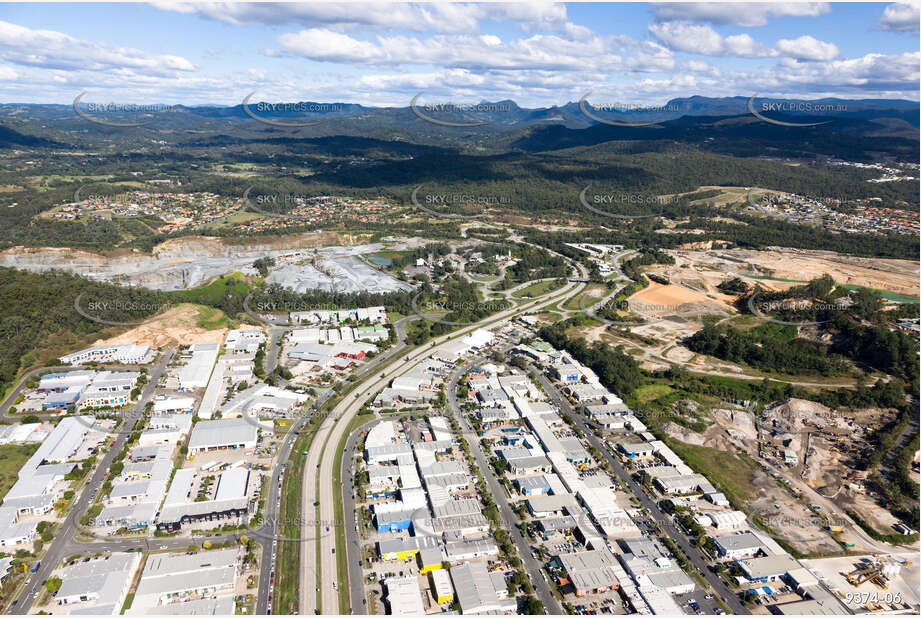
506,113,918,160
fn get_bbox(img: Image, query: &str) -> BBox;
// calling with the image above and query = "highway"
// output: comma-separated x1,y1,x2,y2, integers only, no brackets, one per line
445,353,564,614
302,272,586,614
10,348,176,614
528,367,750,616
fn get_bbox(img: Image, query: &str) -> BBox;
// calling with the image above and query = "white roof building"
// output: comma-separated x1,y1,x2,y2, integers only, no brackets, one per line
187,418,258,455
384,576,424,616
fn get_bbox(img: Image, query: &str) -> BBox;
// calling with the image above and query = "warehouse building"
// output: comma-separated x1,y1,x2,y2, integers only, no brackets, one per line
187,418,258,455
557,549,621,596
383,576,424,616
177,344,219,390
714,532,767,559
450,561,516,614
736,554,802,583
430,568,454,604
52,552,141,613
129,549,238,613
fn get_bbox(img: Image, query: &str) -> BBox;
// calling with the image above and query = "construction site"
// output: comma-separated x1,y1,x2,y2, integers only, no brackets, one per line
800,553,919,614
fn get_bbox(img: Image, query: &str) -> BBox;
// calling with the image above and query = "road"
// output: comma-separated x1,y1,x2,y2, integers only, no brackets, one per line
528,367,750,616
445,353,564,614
11,348,176,614
302,275,586,614
0,362,152,423
341,418,382,614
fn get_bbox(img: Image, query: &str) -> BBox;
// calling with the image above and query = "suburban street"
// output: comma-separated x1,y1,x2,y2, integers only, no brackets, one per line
11,348,176,614
529,367,749,616
446,352,565,615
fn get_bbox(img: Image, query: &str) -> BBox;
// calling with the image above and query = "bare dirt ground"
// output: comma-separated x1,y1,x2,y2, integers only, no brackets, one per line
665,421,841,555
649,248,919,298
95,304,231,348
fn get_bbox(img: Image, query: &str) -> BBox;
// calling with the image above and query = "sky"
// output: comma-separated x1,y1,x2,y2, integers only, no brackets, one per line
0,1,918,106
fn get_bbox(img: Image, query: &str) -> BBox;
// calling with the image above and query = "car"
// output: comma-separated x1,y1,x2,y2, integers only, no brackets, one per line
331,548,335,554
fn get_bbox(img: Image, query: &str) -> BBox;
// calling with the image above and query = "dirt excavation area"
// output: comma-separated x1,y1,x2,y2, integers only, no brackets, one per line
644,248,919,298
661,417,843,556
94,304,232,348
630,281,735,314
701,397,910,548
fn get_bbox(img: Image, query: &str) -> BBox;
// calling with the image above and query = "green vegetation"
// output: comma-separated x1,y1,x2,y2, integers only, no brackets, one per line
538,322,643,397
511,279,565,299
0,267,167,396
665,440,757,506
273,412,326,615
0,443,40,497
685,322,849,376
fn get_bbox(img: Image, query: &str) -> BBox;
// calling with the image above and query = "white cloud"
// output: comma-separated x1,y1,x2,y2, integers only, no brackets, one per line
774,35,839,61
647,21,726,55
724,34,773,57
877,2,921,32
271,29,615,73
650,2,830,27
152,1,571,34
650,21,837,61
0,20,194,76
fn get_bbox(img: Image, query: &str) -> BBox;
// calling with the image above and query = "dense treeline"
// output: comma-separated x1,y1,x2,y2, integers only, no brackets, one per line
736,278,920,390
538,322,643,396
653,365,908,411
685,323,850,376
0,267,168,394
621,249,675,281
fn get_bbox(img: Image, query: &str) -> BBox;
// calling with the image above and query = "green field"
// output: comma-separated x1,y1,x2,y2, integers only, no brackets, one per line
168,273,253,306
665,439,756,506
0,443,39,497
633,383,674,403
512,279,564,299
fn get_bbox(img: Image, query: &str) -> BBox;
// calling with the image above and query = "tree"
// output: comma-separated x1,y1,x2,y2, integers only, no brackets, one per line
44,577,62,594
523,596,545,615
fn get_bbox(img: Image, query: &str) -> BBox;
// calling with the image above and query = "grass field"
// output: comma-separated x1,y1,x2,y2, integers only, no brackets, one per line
168,273,254,306
562,283,607,310
511,279,564,299
0,443,40,497
192,305,234,330
633,383,674,403
665,439,756,506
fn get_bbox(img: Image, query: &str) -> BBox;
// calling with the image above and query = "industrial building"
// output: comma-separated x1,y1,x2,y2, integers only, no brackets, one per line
128,549,239,613
59,344,151,365
383,576,425,615
187,418,258,455
714,532,767,559
449,561,516,614
52,552,141,613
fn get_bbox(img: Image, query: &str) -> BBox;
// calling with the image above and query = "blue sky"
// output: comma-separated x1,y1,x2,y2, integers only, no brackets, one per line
0,2,917,106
